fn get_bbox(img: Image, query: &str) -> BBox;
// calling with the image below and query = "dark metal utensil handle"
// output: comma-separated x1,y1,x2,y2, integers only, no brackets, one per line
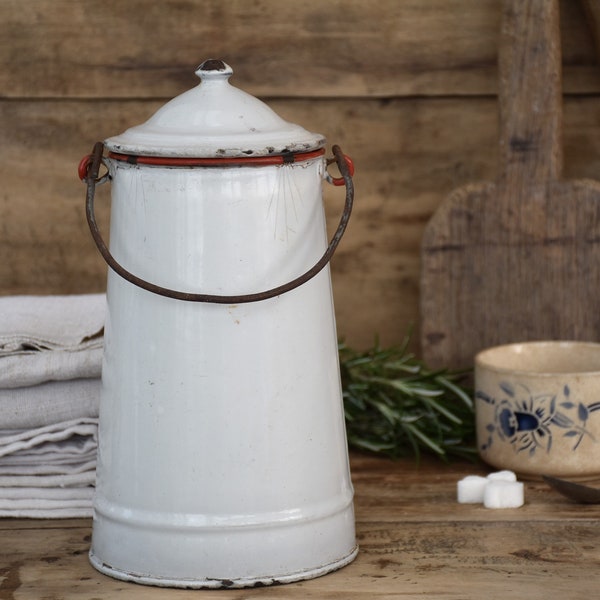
81,142,354,304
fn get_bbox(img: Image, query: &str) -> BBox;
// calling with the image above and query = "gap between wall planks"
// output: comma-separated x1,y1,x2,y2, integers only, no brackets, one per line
2,0,600,352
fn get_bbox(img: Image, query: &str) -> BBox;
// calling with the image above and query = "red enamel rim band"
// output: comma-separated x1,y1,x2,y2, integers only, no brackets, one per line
107,148,326,167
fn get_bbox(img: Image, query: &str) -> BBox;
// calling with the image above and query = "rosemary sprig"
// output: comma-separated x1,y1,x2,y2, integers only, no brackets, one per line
339,338,477,461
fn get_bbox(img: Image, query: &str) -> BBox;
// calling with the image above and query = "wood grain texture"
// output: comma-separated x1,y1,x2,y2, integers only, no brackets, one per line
582,0,600,60
421,0,600,368
0,0,598,99
4,94,600,350
3,0,600,353
0,96,499,349
1,454,600,598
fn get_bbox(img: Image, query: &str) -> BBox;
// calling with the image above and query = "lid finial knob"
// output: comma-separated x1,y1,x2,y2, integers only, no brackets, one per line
195,59,233,81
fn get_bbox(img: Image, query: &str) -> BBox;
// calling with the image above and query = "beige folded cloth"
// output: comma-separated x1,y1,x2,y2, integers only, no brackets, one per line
0,486,94,518
0,418,97,518
0,472,95,487
0,293,105,354
0,418,98,464
0,507,92,518
0,294,105,518
0,379,100,430
0,294,105,389
0,347,103,389
0,460,96,477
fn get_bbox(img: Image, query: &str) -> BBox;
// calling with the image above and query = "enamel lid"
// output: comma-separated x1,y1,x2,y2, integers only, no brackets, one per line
105,59,326,158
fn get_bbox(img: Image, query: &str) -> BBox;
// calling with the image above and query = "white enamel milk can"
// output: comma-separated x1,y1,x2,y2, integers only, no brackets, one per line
79,59,357,588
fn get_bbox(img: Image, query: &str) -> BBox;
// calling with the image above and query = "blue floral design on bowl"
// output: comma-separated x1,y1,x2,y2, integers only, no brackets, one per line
476,382,600,455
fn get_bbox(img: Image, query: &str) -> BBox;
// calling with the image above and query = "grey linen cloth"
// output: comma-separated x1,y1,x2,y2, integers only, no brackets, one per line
0,294,105,518
0,293,104,388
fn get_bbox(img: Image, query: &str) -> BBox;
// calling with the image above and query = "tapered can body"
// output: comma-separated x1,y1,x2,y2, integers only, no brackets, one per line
86,61,357,586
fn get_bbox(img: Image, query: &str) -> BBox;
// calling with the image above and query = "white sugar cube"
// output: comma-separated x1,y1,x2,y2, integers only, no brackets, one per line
457,475,488,503
483,480,524,509
486,470,517,483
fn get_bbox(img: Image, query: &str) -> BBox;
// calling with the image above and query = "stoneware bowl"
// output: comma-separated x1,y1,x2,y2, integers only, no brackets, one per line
475,341,600,480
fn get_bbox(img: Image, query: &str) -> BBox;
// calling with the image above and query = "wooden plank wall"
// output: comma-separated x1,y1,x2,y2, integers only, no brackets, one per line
2,0,600,354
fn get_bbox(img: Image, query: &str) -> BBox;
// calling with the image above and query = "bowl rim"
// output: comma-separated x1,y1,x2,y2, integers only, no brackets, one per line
474,340,600,376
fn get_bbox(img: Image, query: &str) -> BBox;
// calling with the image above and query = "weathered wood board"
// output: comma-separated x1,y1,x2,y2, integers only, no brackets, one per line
3,0,600,352
2,454,600,598
421,0,600,369
1,97,499,349
2,0,600,98
5,95,600,349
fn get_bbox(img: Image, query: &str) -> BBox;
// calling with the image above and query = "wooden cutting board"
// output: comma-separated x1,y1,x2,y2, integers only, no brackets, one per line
420,0,600,370
582,0,600,59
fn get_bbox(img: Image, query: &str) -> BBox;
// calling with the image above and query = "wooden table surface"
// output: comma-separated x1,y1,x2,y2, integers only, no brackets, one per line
1,452,599,599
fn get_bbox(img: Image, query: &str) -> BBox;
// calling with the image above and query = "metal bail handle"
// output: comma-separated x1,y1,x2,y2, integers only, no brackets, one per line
81,142,354,304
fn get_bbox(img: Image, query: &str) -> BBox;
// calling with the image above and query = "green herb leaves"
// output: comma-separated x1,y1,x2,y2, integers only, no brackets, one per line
340,339,476,461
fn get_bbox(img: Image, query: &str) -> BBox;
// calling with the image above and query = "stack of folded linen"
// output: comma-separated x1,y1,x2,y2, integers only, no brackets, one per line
0,294,105,518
